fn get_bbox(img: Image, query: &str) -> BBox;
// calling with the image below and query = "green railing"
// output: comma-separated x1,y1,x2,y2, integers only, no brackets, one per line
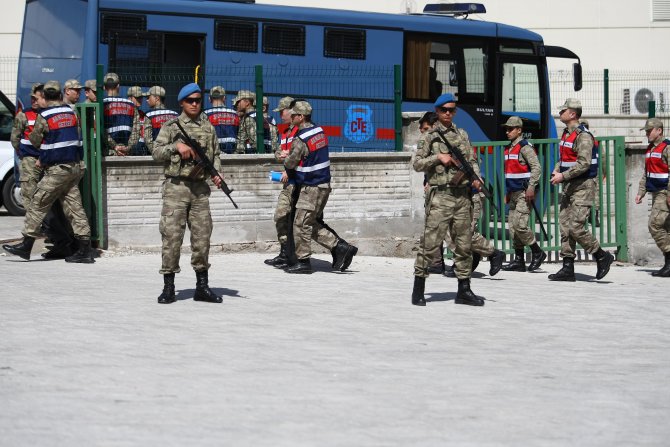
467,136,628,261
76,101,105,249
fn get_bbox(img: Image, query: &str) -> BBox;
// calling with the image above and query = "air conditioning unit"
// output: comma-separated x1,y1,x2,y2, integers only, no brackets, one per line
621,86,668,114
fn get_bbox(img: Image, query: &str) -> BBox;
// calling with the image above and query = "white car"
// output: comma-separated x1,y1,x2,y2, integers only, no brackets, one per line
0,89,24,216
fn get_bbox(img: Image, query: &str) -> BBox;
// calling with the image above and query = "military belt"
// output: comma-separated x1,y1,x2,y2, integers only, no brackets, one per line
167,176,202,185
434,184,469,191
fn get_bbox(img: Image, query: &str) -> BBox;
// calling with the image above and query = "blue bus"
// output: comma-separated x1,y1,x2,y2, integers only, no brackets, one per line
16,0,581,147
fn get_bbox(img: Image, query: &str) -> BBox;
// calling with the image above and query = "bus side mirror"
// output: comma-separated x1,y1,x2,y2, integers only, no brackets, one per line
573,63,582,91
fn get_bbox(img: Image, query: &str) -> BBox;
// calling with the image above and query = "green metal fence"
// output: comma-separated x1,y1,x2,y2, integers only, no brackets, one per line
106,63,403,153
76,101,105,248
467,136,628,262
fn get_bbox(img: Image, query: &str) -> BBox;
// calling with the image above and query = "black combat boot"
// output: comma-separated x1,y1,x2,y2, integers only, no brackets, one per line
193,271,222,303
443,262,455,277
157,273,176,304
264,243,288,266
64,239,95,263
455,279,484,306
332,240,358,271
411,276,426,306
548,257,575,281
652,252,670,277
527,244,547,272
286,258,313,274
594,248,614,280
472,252,481,272
2,236,35,260
503,249,526,272
488,249,504,276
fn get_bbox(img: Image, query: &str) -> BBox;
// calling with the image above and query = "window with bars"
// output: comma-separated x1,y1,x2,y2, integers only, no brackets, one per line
262,24,305,55
324,27,366,60
215,20,258,52
100,13,147,44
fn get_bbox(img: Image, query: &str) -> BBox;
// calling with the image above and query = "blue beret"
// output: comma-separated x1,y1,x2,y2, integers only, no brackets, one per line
433,93,457,107
177,83,202,102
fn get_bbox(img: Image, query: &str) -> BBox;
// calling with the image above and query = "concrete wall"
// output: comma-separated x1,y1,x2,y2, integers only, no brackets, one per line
103,136,664,266
104,153,425,256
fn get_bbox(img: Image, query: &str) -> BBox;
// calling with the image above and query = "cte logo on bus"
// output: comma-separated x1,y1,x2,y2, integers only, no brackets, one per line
344,105,375,144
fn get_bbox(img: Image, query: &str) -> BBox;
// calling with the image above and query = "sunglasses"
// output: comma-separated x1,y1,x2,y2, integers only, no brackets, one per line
183,97,202,105
438,106,456,113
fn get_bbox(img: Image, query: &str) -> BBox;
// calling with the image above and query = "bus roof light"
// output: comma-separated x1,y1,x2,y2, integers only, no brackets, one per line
422,3,486,17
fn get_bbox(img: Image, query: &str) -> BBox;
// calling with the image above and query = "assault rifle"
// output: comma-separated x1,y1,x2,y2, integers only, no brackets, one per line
434,130,499,215
175,121,239,209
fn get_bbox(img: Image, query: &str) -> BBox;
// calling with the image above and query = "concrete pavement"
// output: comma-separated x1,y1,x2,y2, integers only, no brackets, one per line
1,214,669,446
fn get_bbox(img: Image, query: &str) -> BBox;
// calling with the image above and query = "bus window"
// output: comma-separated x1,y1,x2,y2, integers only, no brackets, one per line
501,62,540,115
263,24,305,56
430,42,457,100
463,46,487,95
215,20,258,53
324,28,366,60
109,32,163,82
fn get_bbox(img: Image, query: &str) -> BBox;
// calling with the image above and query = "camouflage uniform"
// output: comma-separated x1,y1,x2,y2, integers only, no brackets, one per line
507,136,542,249
283,122,338,260
413,121,480,279
274,125,296,244
151,111,221,275
470,193,495,256
10,111,42,208
637,133,670,254
556,123,601,258
23,100,90,240
236,107,279,154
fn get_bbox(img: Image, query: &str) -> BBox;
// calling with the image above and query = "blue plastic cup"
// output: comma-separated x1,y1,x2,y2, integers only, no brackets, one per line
269,171,283,182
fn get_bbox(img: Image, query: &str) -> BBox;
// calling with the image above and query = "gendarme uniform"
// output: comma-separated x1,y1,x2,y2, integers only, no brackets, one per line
10,85,42,208
283,104,337,263
204,105,239,154
266,96,298,265
103,94,140,155
636,117,670,276
549,98,613,282
2,80,95,263
557,119,600,256
143,103,179,152
413,120,479,280
502,116,545,272
151,98,221,277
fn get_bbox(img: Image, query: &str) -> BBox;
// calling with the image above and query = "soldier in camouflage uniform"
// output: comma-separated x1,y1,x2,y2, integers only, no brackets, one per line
235,90,279,154
500,116,546,272
282,101,357,274
3,80,94,263
143,86,179,153
411,93,484,307
264,96,297,266
10,83,45,210
549,98,614,282
126,86,147,156
103,73,140,156
635,117,670,277
151,83,224,304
